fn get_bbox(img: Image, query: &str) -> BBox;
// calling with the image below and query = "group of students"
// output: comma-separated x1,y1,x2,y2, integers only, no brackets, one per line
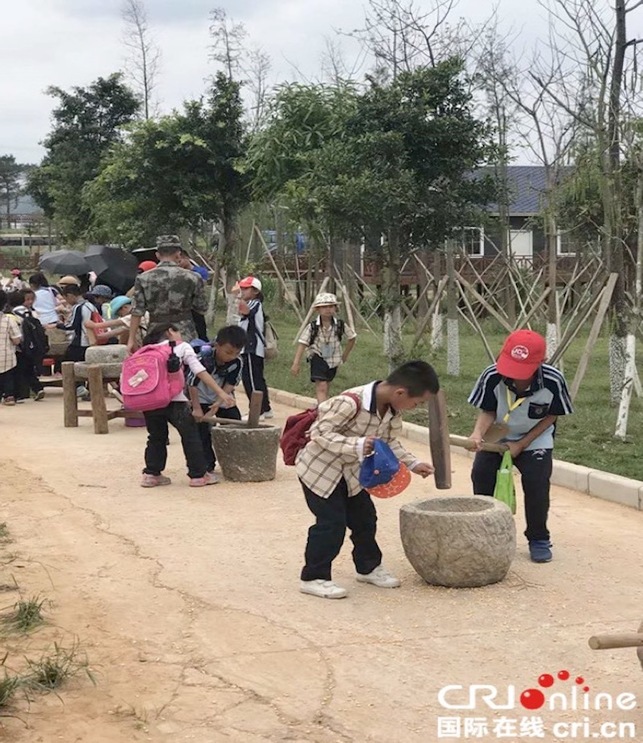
2,253,575,597
0,269,154,405
130,267,573,599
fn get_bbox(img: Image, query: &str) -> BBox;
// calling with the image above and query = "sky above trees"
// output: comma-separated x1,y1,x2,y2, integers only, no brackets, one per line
2,0,561,164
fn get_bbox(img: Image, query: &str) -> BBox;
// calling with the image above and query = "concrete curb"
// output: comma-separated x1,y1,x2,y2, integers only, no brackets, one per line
268,387,643,512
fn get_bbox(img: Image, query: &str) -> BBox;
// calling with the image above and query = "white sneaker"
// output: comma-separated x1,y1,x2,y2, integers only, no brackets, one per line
356,565,401,588
261,411,274,420
300,579,347,599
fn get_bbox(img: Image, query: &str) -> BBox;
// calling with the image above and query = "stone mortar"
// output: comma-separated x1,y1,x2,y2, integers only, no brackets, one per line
211,425,280,482
399,495,516,588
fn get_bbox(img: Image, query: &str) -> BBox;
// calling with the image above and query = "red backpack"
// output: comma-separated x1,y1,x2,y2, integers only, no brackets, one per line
90,308,110,345
280,392,361,465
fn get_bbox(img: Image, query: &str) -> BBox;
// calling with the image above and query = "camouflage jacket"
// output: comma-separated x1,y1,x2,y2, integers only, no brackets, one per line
131,260,207,342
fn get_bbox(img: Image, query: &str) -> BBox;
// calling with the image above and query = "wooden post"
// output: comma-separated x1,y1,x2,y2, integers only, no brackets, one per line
551,274,617,366
570,273,618,399
456,282,495,363
427,390,452,489
338,282,356,331
456,272,514,333
247,391,263,429
62,361,78,428
410,276,448,350
87,365,109,434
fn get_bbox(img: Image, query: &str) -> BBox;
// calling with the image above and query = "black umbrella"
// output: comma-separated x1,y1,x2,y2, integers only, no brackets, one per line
130,246,159,264
39,250,89,275
85,245,139,293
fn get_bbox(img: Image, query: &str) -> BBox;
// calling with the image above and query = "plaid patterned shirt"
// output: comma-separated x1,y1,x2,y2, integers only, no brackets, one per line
295,382,419,498
0,313,21,373
298,317,356,369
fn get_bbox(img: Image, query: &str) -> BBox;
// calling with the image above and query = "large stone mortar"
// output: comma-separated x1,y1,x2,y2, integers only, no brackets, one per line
399,496,516,588
210,424,280,482
73,344,128,380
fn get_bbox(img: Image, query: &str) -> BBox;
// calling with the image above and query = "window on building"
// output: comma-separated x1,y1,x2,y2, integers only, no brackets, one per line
461,227,484,257
556,230,576,256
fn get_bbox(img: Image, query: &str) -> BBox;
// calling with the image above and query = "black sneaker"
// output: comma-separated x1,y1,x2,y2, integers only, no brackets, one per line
529,540,552,563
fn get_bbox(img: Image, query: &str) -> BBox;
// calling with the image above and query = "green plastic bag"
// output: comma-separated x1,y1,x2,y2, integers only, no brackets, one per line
493,451,516,514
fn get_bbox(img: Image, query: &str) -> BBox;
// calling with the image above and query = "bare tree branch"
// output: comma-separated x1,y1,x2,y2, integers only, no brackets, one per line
122,0,161,119
209,7,247,81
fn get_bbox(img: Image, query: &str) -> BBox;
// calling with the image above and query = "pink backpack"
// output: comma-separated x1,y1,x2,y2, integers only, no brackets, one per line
120,342,185,412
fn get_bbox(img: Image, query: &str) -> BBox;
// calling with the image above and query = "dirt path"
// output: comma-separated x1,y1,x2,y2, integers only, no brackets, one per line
0,391,641,742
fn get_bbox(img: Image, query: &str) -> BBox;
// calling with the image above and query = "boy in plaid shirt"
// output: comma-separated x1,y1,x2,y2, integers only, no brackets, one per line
296,360,440,599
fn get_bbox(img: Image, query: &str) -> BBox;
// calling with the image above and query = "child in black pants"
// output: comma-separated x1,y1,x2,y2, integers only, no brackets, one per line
296,361,440,599
139,324,236,488
188,326,247,474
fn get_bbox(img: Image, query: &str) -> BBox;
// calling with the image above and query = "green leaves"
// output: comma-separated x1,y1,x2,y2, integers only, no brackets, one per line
83,73,249,250
249,61,496,253
27,74,140,240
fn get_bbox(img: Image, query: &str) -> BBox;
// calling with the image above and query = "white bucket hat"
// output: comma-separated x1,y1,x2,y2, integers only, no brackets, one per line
314,292,339,307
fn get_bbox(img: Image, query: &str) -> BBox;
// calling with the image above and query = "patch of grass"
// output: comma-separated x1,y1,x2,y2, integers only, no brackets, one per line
0,672,20,707
261,305,643,480
1,596,48,633
23,640,95,691
0,654,21,709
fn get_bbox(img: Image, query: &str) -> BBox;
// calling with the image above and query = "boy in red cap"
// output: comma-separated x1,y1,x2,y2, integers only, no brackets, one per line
468,329,573,563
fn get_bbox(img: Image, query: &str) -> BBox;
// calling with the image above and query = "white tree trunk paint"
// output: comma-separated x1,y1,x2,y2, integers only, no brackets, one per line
447,318,460,376
384,304,403,373
545,322,558,363
608,334,627,406
431,311,444,351
206,278,218,325
615,333,636,439
226,293,241,326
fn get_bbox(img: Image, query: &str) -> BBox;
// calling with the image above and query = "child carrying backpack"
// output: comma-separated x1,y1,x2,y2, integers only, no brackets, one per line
291,293,357,403
121,323,236,488
5,289,47,401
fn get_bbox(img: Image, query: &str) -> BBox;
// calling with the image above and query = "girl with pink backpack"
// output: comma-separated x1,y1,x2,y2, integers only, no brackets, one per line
122,323,235,488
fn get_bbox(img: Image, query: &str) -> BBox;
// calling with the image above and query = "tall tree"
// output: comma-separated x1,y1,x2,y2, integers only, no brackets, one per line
209,7,247,81
85,73,248,258
354,0,483,80
27,74,139,240
122,0,161,120
245,47,272,131
250,63,496,366
530,0,641,404
0,155,24,229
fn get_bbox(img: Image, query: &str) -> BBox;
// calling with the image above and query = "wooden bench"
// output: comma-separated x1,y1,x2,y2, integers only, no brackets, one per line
61,345,141,434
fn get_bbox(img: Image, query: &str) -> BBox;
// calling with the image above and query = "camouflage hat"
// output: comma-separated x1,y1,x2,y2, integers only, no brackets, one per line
156,235,182,250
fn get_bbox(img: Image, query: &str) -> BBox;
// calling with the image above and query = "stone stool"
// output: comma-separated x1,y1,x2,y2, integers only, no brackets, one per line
399,496,516,588
62,345,135,434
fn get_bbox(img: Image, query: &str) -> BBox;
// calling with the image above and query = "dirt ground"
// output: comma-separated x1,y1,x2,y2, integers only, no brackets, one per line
0,389,641,743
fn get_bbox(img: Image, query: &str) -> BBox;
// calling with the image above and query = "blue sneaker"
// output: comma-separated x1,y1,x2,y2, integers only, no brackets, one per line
529,540,552,563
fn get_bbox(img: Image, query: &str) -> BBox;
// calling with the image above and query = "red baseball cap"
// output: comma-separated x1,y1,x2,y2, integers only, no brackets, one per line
138,260,157,272
368,463,412,499
238,276,262,291
496,330,546,380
